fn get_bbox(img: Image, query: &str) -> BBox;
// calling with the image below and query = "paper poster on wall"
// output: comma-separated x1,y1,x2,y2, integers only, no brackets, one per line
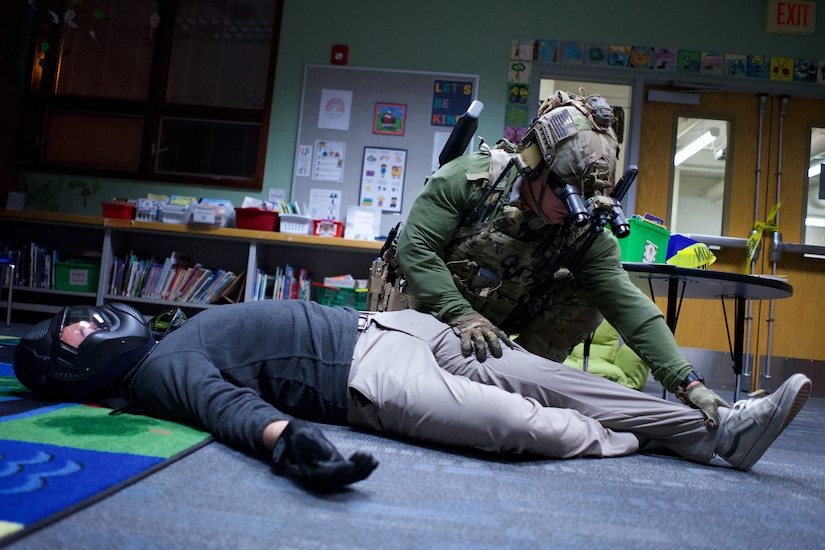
295,144,312,177
431,80,474,126
359,147,406,212
317,89,353,130
312,140,346,182
432,131,451,172
308,188,342,220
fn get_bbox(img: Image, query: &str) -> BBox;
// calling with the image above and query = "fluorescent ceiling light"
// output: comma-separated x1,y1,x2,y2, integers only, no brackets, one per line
809,164,822,178
674,131,716,166
805,217,825,227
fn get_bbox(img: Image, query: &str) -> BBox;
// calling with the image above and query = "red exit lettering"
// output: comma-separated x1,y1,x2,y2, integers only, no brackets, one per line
776,2,811,26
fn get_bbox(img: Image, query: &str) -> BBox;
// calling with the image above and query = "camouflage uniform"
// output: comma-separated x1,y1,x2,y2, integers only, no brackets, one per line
396,150,693,393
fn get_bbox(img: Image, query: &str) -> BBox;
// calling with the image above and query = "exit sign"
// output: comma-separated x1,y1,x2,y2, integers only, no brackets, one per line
765,0,816,34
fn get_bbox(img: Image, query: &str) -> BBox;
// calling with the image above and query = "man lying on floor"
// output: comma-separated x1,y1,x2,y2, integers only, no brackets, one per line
13,300,811,490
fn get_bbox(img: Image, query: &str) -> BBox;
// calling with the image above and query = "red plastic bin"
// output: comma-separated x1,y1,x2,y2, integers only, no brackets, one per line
235,208,279,231
102,201,135,219
312,219,344,238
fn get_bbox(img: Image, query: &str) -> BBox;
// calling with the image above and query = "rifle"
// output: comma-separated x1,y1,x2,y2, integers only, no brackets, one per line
438,100,484,167
365,222,413,312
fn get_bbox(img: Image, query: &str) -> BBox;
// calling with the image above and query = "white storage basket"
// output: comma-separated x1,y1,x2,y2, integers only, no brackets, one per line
161,204,191,224
135,199,163,222
279,214,312,235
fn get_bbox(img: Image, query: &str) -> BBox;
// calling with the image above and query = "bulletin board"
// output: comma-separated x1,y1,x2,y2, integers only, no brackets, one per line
290,65,479,237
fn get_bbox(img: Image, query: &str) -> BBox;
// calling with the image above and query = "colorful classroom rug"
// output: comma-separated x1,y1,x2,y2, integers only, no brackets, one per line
0,337,212,545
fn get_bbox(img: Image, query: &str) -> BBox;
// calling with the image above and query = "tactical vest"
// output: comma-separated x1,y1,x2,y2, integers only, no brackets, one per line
443,145,571,329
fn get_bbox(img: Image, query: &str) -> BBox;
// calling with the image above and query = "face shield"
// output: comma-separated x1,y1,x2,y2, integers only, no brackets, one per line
13,302,156,401
59,306,111,349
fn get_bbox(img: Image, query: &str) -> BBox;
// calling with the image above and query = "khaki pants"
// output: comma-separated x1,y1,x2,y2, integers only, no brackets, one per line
347,310,722,462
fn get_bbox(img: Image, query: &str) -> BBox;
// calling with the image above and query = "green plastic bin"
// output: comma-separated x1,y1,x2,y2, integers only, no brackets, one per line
54,261,100,292
312,282,368,310
617,217,670,263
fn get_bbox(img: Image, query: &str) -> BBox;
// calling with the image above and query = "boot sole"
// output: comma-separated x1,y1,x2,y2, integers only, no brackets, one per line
734,374,811,471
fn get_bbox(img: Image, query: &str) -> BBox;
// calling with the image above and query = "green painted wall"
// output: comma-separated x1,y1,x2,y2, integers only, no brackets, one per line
17,0,825,215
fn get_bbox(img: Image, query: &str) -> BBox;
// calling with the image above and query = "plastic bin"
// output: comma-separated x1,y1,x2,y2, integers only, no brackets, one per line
279,214,312,235
54,261,100,292
312,282,368,310
235,208,279,231
618,217,670,263
313,219,344,237
190,202,233,227
161,204,190,224
102,202,135,219
135,198,163,222
666,234,699,260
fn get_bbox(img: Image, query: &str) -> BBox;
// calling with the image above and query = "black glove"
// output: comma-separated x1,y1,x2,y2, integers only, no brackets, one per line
448,311,513,362
272,420,378,490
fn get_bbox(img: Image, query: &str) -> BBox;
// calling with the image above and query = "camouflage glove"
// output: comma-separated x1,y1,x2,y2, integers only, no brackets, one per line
272,420,378,490
447,311,513,362
676,384,731,429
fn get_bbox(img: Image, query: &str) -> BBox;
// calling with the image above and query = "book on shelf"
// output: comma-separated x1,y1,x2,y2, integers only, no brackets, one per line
107,250,240,305
169,263,204,302
249,264,311,301
21,242,53,289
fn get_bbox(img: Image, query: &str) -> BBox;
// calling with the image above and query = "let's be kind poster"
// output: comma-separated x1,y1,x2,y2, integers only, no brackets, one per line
359,147,407,212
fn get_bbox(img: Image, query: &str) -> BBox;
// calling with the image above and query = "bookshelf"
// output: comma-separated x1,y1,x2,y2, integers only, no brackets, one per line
1,210,382,317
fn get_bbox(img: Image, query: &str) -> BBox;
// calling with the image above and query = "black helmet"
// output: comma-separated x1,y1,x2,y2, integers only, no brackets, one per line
13,302,156,401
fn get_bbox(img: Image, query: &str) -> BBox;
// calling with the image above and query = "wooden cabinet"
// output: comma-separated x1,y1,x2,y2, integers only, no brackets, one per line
1,210,382,318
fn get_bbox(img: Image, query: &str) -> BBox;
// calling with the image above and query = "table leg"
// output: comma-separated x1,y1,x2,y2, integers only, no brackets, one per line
661,278,680,398
665,278,679,333
732,296,746,402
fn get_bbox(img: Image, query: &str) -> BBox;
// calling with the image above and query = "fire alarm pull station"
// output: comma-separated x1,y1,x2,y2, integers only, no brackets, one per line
331,44,349,65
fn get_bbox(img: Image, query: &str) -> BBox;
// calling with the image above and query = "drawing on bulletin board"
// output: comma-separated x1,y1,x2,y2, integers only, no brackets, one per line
312,140,346,182
292,65,479,236
318,89,353,130
373,103,406,136
359,147,406,212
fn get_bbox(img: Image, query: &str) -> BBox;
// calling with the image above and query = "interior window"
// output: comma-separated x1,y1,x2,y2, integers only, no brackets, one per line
20,0,282,189
805,127,825,246
670,117,730,236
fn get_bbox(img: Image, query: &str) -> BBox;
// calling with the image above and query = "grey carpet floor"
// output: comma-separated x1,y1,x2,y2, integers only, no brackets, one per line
6,391,824,549
3,317,823,549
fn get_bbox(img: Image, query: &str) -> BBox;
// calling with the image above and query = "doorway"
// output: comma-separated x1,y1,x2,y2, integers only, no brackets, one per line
637,89,825,391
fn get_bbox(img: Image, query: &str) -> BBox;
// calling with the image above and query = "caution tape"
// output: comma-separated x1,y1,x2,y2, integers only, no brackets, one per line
746,202,780,273
667,243,717,269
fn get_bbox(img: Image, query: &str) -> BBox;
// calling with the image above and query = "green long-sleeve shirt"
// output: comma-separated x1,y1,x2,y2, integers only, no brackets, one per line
397,152,692,392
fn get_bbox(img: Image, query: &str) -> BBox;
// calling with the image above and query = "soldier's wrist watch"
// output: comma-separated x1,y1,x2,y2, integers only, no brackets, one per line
679,370,705,390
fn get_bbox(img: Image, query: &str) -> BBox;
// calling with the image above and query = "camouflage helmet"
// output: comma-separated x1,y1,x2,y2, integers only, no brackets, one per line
519,90,619,197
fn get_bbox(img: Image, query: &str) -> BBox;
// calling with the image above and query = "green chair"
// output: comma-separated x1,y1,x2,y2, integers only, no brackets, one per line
563,319,650,390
